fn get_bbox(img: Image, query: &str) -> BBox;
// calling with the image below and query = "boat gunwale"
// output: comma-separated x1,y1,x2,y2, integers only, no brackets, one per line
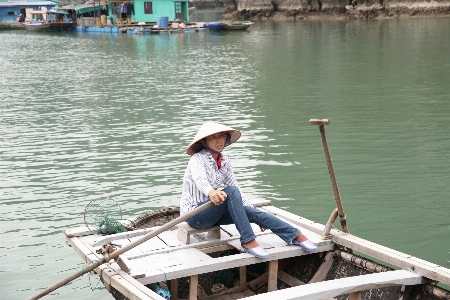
259,205,450,287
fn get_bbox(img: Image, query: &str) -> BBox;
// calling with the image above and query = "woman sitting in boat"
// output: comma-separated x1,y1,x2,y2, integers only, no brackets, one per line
181,121,318,258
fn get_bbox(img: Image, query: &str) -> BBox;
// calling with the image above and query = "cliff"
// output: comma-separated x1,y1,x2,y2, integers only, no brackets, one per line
219,0,450,19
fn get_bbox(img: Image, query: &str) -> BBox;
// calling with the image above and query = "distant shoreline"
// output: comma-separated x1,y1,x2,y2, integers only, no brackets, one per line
221,3,450,20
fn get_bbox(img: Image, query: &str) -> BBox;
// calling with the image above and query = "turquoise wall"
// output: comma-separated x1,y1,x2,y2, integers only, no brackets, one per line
108,0,189,23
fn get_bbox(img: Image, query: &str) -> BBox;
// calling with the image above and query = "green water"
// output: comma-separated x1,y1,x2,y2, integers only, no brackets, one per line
1,15,449,299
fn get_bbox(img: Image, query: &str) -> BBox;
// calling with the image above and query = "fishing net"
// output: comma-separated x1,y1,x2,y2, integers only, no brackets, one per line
84,197,127,235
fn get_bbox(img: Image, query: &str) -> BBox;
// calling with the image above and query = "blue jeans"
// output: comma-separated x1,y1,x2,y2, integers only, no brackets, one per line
186,186,301,245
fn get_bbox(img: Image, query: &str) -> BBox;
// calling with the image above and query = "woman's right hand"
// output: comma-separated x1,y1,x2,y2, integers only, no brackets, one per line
208,189,227,205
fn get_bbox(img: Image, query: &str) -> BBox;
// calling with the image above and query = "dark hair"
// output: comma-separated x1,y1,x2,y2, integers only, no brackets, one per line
194,132,231,154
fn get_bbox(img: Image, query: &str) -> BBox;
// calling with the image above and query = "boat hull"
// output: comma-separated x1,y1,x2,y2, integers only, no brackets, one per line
23,23,51,31
221,23,250,30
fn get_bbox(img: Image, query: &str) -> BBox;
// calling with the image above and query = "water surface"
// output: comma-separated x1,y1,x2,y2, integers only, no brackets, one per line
1,15,449,299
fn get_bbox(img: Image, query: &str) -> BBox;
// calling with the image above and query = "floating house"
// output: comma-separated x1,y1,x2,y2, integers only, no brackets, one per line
0,0,57,23
104,0,190,24
61,0,190,29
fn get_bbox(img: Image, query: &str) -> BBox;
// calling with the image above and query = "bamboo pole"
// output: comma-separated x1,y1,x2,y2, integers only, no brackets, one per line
28,201,214,300
310,119,349,234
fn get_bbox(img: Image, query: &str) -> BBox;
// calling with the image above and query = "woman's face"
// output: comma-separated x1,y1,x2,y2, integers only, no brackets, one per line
204,132,227,153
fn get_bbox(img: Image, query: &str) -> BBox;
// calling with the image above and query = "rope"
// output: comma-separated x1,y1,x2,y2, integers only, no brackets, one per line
88,265,104,291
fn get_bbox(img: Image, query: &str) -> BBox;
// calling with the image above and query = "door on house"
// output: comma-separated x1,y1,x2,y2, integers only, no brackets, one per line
174,1,182,19
25,8,33,21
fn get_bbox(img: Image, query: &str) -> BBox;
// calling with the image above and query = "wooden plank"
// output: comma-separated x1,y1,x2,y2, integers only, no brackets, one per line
128,235,169,255
67,236,165,300
135,241,333,285
227,235,277,252
220,223,264,237
241,289,256,296
239,266,246,286
216,295,235,300
170,278,178,300
260,206,450,286
89,227,155,247
232,292,246,299
107,238,137,259
278,270,305,287
243,270,426,300
308,252,334,283
81,231,107,246
196,243,235,254
158,228,185,247
110,267,167,300
332,233,450,286
129,248,212,279
108,272,165,300
64,226,97,237
268,260,278,292
189,274,198,300
255,234,287,249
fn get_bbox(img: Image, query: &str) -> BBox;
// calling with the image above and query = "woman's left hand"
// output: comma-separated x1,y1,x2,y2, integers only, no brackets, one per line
208,189,227,205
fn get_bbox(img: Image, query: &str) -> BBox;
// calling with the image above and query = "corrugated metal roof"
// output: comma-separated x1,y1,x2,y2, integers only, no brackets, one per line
0,1,57,7
59,3,96,14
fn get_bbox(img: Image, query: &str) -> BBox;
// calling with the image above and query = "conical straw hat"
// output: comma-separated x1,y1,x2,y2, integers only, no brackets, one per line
186,121,241,155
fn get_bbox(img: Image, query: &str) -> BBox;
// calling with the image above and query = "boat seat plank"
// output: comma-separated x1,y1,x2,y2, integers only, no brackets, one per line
157,228,185,247
128,248,213,278
80,232,105,245
220,223,262,237
243,270,426,300
134,240,333,285
254,233,291,249
227,237,275,251
128,235,169,254
111,238,144,259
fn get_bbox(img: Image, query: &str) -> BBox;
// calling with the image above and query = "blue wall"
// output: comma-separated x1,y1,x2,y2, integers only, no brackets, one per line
0,5,54,23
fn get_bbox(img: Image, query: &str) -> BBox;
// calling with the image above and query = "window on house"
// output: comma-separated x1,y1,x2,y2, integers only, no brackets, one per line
8,11,16,15
144,2,153,14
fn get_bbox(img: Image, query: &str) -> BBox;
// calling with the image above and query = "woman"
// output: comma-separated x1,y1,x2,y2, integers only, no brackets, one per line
181,121,317,258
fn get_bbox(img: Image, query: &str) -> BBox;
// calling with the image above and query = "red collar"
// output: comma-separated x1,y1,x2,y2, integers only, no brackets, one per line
214,153,223,169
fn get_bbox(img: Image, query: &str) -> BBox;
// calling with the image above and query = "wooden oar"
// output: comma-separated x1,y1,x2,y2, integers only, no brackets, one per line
310,119,349,234
28,201,214,300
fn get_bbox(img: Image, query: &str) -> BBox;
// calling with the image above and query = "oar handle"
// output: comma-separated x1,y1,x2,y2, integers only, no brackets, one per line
28,201,214,300
310,119,349,234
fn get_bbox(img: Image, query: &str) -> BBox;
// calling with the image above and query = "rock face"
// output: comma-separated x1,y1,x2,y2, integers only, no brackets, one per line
220,0,450,20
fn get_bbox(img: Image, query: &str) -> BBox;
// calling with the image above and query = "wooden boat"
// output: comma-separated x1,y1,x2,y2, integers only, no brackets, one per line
23,11,50,30
23,10,75,31
220,21,252,30
23,21,51,30
65,202,450,300
60,120,450,300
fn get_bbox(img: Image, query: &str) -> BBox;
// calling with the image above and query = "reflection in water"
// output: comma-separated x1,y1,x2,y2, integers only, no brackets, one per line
1,17,449,299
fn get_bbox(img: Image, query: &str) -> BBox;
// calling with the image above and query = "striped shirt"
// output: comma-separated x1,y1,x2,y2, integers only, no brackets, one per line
180,149,251,215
